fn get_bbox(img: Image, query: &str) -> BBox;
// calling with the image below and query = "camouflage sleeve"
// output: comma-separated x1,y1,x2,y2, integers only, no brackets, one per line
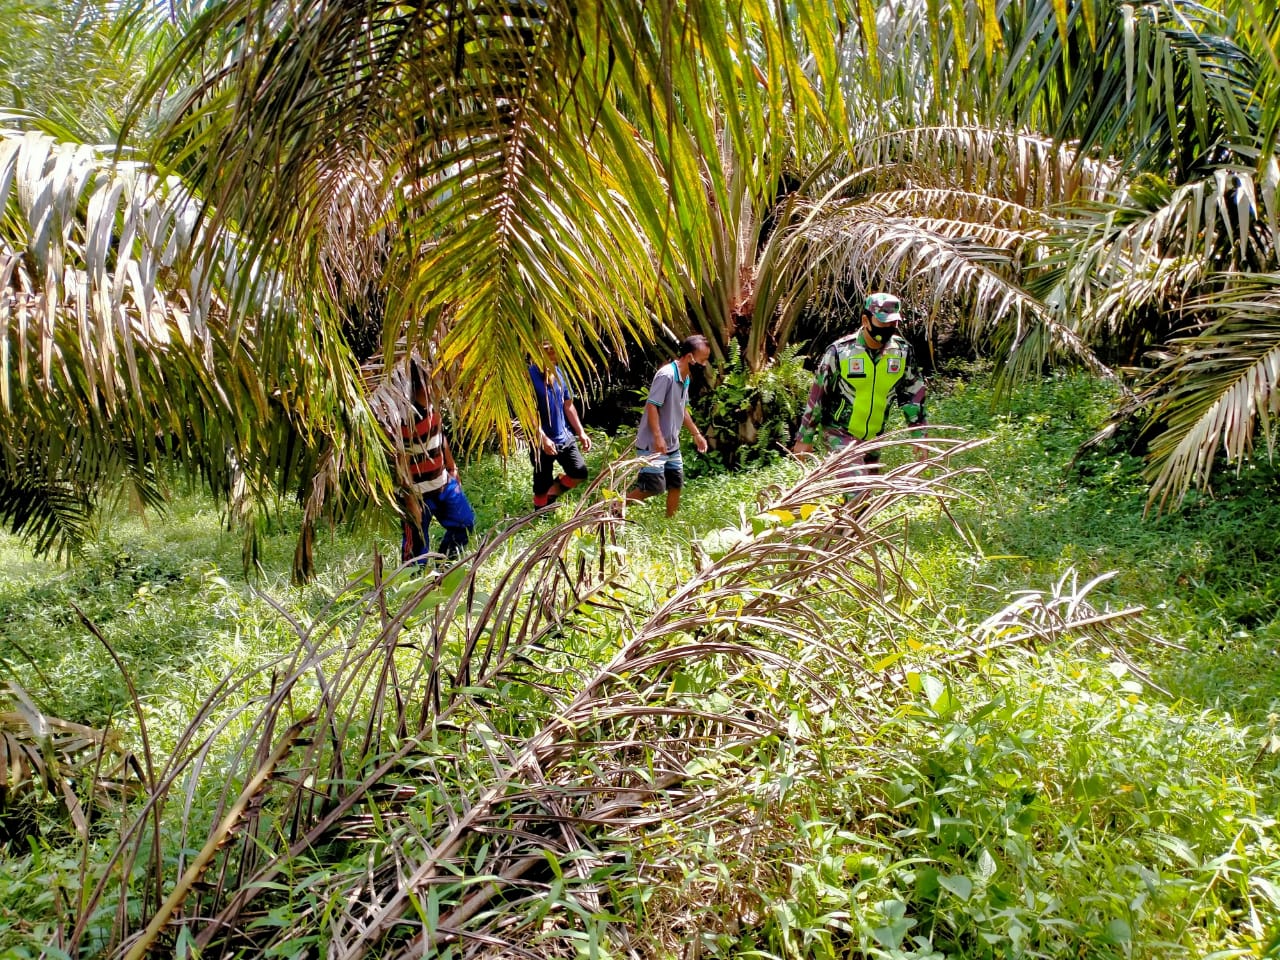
897,343,927,432
796,348,836,445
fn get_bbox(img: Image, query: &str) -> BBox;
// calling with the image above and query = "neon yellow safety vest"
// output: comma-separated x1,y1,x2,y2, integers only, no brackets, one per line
836,338,909,441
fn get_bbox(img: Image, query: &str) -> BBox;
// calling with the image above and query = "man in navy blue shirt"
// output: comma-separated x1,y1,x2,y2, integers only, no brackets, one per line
529,341,593,508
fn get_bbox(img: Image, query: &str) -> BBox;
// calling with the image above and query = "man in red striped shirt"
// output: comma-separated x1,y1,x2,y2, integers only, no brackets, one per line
396,363,475,562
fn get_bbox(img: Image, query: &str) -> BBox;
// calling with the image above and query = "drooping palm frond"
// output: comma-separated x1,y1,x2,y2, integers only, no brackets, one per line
0,128,394,565
131,0,851,446
1089,167,1275,276
862,187,1052,231
1140,274,1280,507
1023,159,1279,452
1069,254,1206,357
842,126,1122,207
979,0,1259,174
779,192,1117,386
0,132,220,408
788,201,1034,322
764,125,1124,389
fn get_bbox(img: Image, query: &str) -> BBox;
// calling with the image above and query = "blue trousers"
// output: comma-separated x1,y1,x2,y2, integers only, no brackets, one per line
402,478,475,562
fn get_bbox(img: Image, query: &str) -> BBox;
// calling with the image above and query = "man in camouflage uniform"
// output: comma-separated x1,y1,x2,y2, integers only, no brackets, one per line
792,292,927,458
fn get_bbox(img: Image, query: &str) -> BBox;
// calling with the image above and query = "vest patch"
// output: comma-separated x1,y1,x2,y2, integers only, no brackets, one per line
888,357,902,374
846,357,865,376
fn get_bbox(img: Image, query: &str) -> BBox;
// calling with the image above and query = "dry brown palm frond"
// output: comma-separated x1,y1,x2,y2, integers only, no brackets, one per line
787,202,1033,322
65,482,632,957
963,568,1164,694
245,439,991,958
310,151,396,311
70,435,1163,959
0,681,140,841
0,131,221,400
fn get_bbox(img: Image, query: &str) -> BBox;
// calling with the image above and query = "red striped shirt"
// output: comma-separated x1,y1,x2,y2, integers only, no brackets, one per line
401,405,448,494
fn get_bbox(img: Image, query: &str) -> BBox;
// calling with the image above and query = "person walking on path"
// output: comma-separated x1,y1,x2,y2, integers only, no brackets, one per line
529,341,593,508
626,334,711,517
792,292,927,460
395,362,475,562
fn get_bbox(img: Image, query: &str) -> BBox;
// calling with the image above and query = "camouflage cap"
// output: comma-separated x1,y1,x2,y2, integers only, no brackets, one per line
864,292,902,326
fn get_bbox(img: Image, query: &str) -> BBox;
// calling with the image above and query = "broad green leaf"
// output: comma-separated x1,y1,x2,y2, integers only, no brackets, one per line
938,873,973,901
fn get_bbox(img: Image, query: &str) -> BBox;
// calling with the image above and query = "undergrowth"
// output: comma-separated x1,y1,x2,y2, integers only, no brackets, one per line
0,370,1277,958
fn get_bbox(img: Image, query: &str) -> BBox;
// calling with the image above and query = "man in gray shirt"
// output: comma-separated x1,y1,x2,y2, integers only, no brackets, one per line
626,334,711,516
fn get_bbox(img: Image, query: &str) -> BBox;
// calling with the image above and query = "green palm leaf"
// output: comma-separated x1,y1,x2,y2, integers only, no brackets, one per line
131,0,849,444
1143,274,1280,507
1,128,393,563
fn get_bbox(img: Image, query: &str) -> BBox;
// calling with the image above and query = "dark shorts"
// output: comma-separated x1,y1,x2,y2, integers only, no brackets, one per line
530,436,588,495
631,449,684,493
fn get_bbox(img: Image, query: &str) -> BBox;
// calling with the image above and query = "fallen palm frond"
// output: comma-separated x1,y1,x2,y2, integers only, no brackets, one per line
56,435,1165,958
0,681,139,840
65,439,950,955
965,567,1169,695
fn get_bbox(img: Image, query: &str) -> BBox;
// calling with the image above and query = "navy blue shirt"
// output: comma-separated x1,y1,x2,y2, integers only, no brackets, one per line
529,364,574,445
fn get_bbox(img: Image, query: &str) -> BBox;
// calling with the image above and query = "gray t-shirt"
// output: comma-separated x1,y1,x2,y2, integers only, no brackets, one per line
636,361,690,451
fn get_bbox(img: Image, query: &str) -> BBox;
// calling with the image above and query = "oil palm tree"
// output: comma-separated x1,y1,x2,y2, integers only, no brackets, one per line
981,0,1280,505
3,0,855,571
841,0,1280,506
130,0,854,438
0,129,393,565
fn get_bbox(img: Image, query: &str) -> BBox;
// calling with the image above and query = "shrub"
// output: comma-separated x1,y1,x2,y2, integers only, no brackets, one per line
692,341,813,474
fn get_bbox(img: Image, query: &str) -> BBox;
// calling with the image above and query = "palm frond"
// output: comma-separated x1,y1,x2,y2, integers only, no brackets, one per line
75,437,995,957
844,125,1121,206
130,0,849,445
0,445,103,557
1,128,394,565
0,681,139,841
1029,161,1279,365
780,198,1117,385
989,0,1257,172
863,187,1052,230
1073,254,1206,348
1142,273,1280,507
